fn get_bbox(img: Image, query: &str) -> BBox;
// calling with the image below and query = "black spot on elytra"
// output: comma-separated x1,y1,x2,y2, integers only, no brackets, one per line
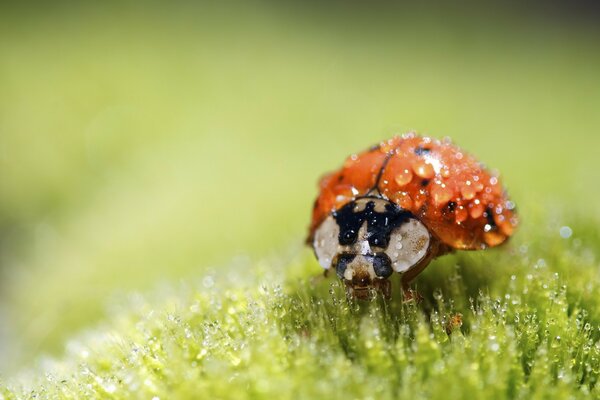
333,199,413,248
421,179,430,187
447,201,457,212
338,174,344,182
446,201,456,212
485,206,498,230
415,146,431,156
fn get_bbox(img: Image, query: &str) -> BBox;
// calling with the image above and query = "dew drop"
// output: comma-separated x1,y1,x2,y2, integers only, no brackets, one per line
391,191,413,209
395,169,413,186
559,226,573,239
484,231,505,246
469,203,485,219
460,183,476,200
202,276,215,288
431,185,453,206
455,206,468,223
498,220,514,236
412,161,435,179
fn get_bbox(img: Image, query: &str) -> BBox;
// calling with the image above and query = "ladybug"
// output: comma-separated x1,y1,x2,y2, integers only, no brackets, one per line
307,133,517,300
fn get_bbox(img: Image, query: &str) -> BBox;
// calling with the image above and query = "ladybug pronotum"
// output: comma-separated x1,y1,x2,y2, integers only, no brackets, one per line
307,133,518,300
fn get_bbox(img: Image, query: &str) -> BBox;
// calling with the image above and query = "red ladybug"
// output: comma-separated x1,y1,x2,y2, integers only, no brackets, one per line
307,133,517,300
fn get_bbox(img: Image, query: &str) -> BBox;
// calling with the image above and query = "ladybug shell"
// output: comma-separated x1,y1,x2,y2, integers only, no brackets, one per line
308,134,517,250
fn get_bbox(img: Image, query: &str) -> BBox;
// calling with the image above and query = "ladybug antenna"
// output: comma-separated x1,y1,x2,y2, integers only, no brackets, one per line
365,151,394,197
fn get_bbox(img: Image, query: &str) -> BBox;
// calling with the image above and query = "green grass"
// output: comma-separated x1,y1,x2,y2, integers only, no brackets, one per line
3,213,600,399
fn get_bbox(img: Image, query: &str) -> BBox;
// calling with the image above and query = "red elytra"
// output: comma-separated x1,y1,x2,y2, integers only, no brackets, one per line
308,134,517,251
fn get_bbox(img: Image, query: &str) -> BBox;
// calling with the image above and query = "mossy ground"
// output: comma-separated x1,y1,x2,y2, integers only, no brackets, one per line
2,213,600,399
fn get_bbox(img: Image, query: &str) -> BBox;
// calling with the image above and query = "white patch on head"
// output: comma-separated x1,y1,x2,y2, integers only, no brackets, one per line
355,223,371,255
385,219,430,272
313,216,340,269
343,265,354,280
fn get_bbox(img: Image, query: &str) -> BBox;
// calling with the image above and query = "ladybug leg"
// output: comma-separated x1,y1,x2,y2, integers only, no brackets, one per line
381,279,391,300
400,266,427,303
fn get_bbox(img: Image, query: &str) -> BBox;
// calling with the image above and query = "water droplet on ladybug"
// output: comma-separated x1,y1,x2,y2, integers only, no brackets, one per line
394,169,413,187
499,220,514,236
460,182,476,200
484,231,505,246
390,192,413,209
431,184,453,206
455,206,468,223
470,202,485,219
412,161,435,179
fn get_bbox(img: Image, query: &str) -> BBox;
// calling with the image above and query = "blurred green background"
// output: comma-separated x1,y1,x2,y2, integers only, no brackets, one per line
1,1,599,373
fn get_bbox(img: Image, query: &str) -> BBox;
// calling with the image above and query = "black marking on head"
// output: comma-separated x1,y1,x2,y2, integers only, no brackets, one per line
421,179,430,187
333,199,413,248
414,146,431,156
333,253,355,279
369,253,393,278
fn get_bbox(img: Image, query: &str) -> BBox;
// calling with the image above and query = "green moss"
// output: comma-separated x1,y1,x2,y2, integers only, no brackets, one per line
2,216,600,399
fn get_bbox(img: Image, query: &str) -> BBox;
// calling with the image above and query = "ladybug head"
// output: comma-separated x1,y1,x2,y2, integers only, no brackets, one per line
312,197,431,298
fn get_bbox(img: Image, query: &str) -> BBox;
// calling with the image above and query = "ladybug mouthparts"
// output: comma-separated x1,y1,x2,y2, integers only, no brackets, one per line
344,264,392,300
